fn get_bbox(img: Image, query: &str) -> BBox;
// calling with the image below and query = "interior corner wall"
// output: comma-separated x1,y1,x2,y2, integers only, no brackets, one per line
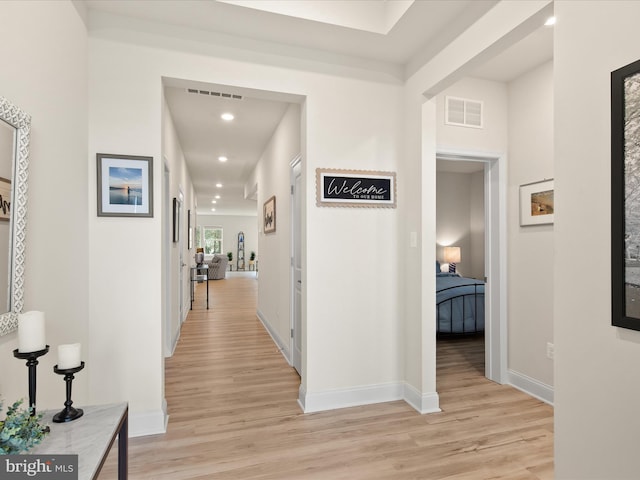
554,2,640,478
0,1,89,409
196,214,258,265
436,171,473,274
469,170,485,279
255,103,299,355
507,60,554,390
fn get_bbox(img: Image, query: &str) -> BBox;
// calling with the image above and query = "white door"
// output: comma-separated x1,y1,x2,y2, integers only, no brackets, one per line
291,157,302,374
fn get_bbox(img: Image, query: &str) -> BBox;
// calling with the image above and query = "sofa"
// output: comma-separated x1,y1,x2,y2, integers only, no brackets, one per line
207,254,228,280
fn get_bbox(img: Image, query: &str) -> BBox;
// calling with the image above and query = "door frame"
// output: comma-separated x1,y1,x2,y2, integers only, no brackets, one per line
163,159,174,357
436,149,507,384
290,154,302,375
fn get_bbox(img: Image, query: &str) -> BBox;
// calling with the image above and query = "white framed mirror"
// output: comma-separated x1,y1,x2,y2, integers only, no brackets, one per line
0,96,31,336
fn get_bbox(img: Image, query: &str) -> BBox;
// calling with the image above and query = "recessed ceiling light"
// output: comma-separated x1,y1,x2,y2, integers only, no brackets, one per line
218,156,228,162
211,200,217,204
211,208,216,212
216,183,223,188
544,16,556,26
221,112,234,121
215,195,221,199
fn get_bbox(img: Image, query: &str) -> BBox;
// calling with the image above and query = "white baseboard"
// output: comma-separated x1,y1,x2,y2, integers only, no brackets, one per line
403,383,441,414
298,382,441,415
300,382,405,413
129,399,168,438
507,369,554,405
256,309,291,364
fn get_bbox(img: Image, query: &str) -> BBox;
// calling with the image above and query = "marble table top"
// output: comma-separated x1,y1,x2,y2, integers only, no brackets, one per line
30,402,128,480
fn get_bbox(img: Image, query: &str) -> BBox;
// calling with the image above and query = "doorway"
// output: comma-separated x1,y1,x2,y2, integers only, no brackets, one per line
436,151,507,385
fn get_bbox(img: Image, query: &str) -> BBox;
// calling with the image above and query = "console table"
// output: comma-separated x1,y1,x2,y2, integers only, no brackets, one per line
190,264,209,309
31,402,128,480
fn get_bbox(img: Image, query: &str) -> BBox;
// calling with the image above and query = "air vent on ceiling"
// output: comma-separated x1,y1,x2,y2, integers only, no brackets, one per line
186,88,242,100
445,96,483,129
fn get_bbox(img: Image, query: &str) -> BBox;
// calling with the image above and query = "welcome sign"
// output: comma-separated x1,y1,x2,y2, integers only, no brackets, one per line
316,169,396,208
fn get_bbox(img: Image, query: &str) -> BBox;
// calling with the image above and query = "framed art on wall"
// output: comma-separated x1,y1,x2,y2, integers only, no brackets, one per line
316,168,396,208
612,58,640,330
173,197,180,243
97,153,153,217
263,195,276,234
519,179,554,226
187,209,193,249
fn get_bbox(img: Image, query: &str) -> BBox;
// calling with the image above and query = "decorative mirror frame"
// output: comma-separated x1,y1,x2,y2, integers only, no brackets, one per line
0,96,30,336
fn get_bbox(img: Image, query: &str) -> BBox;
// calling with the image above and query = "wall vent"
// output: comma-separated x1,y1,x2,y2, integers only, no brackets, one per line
445,96,483,128
186,88,242,100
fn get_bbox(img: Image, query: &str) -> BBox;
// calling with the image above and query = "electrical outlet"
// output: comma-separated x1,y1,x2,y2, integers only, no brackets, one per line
546,342,554,360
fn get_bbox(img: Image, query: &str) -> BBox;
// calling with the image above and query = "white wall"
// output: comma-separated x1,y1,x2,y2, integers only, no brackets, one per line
0,1,89,409
162,95,196,352
507,60,554,390
437,77,509,153
196,214,258,267
554,2,640,477
87,17,404,416
254,103,300,359
436,170,485,279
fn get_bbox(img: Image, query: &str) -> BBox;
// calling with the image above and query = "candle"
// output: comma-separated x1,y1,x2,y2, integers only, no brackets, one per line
58,343,81,370
17,311,46,353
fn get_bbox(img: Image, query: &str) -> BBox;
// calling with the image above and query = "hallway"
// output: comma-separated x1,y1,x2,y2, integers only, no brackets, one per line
101,275,553,479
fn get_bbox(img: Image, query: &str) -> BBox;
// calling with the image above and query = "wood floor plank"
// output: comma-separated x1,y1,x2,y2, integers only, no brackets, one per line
99,274,553,479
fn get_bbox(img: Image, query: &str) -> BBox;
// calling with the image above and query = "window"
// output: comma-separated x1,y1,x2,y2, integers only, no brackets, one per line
199,226,222,255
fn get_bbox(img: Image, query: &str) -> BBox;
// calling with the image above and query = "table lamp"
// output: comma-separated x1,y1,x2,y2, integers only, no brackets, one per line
444,246,461,273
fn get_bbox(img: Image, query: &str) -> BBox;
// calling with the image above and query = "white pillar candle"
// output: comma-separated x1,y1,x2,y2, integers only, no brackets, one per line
58,343,81,370
17,311,46,353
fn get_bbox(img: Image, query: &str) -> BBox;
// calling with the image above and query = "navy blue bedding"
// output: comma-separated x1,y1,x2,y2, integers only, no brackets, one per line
436,272,485,334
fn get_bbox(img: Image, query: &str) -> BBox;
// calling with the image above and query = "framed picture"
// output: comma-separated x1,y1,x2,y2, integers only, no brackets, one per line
612,58,640,330
263,195,276,234
187,210,193,249
519,179,554,226
173,198,180,243
97,153,153,217
0,176,10,222
316,168,396,208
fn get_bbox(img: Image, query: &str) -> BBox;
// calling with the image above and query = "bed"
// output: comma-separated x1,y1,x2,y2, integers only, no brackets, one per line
436,262,485,335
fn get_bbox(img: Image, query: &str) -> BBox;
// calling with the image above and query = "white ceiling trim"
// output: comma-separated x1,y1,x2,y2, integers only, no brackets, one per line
217,0,415,34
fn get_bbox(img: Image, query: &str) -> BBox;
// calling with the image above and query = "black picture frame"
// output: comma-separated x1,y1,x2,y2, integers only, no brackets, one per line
612,58,640,330
187,209,193,249
96,153,153,217
173,197,180,243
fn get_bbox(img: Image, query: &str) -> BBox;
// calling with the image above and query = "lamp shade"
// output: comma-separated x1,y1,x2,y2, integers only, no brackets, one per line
444,246,461,264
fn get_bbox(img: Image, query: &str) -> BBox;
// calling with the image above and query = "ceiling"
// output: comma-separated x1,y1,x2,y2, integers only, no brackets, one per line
83,0,554,216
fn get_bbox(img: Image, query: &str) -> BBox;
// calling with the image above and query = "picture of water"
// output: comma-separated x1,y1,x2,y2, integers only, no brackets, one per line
110,186,143,205
108,166,143,206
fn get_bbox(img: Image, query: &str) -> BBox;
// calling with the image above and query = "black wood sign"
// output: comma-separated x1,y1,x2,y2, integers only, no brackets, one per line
316,169,396,208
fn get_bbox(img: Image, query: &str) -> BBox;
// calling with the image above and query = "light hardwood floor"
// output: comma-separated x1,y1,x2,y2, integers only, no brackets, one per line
101,274,553,479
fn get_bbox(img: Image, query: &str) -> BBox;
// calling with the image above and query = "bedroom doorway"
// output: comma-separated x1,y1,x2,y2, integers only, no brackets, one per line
436,151,507,385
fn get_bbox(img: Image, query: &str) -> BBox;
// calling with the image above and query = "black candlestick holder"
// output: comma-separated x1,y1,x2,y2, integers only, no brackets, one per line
52,361,84,423
13,345,50,417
